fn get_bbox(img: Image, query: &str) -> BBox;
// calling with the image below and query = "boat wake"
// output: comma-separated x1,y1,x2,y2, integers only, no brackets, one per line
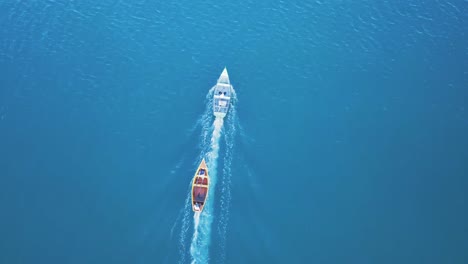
178,185,192,264
178,80,236,264
177,95,215,264
215,94,238,263
190,116,224,264
191,212,201,246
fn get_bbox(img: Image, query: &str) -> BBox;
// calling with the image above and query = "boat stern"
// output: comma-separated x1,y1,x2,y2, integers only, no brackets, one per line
192,202,204,212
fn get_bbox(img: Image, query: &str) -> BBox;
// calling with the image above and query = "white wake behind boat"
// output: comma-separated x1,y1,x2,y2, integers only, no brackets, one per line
213,67,233,118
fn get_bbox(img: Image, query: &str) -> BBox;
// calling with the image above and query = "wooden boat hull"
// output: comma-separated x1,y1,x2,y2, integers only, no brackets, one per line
191,158,210,212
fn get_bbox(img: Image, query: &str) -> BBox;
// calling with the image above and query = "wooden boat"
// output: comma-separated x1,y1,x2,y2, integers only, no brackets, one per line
191,158,210,212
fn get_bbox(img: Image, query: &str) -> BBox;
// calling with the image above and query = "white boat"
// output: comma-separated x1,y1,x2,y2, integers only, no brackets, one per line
213,68,233,118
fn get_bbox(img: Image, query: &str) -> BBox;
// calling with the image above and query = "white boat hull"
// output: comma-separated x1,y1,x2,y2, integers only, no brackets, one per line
213,67,233,118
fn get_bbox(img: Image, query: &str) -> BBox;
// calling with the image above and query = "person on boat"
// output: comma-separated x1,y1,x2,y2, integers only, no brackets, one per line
196,192,206,202
199,169,205,175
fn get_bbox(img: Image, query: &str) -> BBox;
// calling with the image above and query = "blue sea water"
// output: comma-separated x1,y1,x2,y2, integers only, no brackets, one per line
1,0,467,263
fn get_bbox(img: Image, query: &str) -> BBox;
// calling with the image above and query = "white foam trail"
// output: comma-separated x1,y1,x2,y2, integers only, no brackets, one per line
192,212,201,242
178,87,215,264
178,185,192,264
190,117,224,264
216,99,238,263
178,96,213,264
199,91,215,151
180,85,237,264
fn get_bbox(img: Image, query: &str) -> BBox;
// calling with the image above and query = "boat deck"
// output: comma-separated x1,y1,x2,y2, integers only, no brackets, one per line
193,186,207,202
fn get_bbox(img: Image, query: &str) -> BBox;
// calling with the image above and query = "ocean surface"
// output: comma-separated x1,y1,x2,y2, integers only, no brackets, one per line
1,0,467,263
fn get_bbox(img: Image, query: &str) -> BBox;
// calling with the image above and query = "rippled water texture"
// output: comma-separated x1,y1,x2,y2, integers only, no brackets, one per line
1,0,467,263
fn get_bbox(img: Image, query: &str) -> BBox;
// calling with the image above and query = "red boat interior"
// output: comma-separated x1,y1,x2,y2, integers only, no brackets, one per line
195,177,209,185
193,186,207,202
